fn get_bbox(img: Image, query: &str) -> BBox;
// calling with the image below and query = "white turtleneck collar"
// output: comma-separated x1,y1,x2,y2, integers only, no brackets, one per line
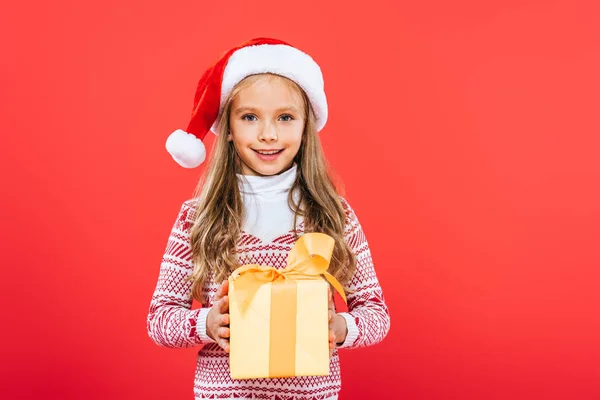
237,163,298,196
235,163,302,242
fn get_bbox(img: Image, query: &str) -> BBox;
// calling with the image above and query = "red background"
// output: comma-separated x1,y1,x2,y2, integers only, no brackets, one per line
1,0,599,398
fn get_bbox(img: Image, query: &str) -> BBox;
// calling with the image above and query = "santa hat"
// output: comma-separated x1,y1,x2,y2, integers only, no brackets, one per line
165,37,328,168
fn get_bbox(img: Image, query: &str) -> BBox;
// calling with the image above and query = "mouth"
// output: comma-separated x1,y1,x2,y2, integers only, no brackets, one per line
253,149,284,155
253,148,284,160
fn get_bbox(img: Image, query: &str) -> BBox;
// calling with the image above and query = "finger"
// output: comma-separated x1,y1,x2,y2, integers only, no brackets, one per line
218,326,230,339
220,313,230,326
329,330,336,347
215,280,228,300
219,296,229,313
222,339,230,353
219,338,230,353
328,309,334,322
222,280,229,295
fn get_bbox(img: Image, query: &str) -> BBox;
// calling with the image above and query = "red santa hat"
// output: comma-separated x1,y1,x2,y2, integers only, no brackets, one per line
165,37,328,168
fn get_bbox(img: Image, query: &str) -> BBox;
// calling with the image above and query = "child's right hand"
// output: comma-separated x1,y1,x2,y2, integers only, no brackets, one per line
206,280,230,353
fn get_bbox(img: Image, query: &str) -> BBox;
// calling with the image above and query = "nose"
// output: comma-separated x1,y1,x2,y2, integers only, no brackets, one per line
259,121,278,142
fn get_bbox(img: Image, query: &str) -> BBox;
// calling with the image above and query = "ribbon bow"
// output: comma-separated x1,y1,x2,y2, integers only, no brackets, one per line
229,232,346,314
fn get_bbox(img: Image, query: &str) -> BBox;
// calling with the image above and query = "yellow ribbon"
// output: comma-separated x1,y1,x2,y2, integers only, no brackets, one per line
229,232,347,313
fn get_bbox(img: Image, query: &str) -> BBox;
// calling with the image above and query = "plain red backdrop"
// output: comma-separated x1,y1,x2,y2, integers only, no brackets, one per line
1,0,599,399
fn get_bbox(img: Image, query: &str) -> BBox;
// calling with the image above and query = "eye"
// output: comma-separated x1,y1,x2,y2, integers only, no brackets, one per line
279,114,294,122
241,114,257,122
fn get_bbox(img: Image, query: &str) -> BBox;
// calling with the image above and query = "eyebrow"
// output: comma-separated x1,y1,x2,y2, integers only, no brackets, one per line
233,105,300,114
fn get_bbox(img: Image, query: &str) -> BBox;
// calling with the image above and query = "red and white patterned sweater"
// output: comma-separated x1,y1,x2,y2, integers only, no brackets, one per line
147,195,390,399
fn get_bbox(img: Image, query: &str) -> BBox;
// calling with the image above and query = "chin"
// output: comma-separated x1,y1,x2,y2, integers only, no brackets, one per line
251,162,291,176
254,166,283,176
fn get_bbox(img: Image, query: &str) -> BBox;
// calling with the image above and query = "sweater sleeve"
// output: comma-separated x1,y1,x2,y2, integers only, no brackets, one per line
146,200,215,348
336,198,391,349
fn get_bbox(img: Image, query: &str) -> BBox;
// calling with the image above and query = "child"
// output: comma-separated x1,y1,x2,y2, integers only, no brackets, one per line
147,37,390,400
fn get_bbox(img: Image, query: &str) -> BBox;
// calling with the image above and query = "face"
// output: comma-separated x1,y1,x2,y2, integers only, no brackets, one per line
228,74,306,176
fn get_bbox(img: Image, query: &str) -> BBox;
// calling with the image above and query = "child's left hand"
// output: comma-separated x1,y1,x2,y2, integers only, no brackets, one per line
327,287,347,358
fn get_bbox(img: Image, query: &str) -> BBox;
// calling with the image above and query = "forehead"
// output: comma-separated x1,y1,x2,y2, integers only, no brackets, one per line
233,74,305,109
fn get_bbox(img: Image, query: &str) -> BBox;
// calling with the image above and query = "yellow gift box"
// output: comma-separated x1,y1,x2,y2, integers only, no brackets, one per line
228,232,347,379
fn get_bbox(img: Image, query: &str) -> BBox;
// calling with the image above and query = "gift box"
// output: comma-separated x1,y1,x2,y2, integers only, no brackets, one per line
228,232,346,379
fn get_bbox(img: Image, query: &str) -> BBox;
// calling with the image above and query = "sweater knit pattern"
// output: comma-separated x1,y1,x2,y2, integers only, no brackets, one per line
147,197,390,400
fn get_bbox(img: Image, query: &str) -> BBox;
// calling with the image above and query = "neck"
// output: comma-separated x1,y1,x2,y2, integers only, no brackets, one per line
236,162,302,242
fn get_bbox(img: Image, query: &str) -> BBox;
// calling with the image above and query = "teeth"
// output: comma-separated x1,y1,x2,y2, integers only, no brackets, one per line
257,150,280,155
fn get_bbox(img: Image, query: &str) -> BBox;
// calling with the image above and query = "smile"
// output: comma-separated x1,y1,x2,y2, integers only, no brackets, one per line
253,149,283,155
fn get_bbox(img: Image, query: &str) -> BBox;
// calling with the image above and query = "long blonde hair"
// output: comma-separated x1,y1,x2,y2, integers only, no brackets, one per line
188,73,356,302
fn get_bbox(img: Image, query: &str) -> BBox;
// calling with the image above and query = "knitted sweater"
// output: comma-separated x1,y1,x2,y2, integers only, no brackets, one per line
147,165,390,399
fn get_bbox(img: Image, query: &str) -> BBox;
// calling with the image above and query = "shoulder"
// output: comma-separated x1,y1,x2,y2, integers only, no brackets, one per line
173,197,201,232
181,197,200,213
338,196,361,235
339,196,358,218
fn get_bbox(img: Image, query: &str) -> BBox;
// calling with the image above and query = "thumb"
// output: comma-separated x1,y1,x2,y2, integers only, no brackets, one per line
328,287,335,307
219,295,229,313
221,280,229,295
215,280,228,300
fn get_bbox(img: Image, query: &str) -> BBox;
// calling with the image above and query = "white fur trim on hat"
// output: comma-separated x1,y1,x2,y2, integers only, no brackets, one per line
209,44,328,134
165,129,206,168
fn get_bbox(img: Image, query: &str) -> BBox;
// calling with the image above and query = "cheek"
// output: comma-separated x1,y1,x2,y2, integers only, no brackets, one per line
281,123,304,142
229,123,256,145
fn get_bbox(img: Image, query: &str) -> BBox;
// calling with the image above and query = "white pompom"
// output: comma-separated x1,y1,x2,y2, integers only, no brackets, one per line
165,129,206,168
